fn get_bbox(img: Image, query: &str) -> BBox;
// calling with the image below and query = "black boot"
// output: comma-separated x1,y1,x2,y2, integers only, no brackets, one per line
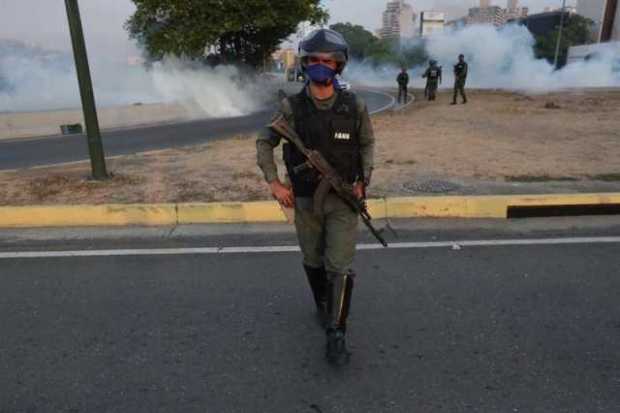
325,270,355,365
303,265,328,327
326,329,350,366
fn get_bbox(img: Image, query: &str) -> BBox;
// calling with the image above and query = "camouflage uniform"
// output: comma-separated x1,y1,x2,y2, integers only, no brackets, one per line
397,71,409,104
422,63,442,101
257,87,374,276
453,59,468,104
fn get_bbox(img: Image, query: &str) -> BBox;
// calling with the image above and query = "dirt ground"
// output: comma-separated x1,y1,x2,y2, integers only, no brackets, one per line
1,89,619,206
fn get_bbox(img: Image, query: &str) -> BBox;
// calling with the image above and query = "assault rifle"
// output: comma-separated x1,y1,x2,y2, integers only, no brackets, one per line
269,114,388,247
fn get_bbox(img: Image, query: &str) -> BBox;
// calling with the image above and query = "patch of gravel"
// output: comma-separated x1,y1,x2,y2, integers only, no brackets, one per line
402,180,463,194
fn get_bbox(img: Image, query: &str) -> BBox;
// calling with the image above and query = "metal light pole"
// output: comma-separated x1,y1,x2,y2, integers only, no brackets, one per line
553,0,568,69
64,0,108,180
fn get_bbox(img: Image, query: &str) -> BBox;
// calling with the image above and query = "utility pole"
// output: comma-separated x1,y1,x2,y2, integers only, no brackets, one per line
64,0,108,179
553,0,567,69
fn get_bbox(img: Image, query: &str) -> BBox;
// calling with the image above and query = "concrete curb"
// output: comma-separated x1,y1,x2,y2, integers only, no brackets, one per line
1,193,619,228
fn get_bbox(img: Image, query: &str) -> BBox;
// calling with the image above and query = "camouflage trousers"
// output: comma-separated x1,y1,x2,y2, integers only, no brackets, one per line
426,80,439,100
398,86,408,104
294,193,359,274
453,79,467,103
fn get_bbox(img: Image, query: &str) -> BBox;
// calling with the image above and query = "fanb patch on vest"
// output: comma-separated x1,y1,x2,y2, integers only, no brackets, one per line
334,132,351,140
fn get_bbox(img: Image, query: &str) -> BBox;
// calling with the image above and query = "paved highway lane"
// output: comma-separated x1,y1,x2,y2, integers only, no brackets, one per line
0,89,394,171
1,220,619,412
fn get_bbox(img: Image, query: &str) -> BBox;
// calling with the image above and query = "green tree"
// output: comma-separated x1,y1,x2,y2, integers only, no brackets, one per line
534,14,593,67
329,22,400,66
330,21,429,69
329,22,378,60
126,0,328,67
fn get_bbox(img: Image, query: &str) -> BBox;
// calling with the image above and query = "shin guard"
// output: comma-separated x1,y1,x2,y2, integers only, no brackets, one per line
326,270,355,333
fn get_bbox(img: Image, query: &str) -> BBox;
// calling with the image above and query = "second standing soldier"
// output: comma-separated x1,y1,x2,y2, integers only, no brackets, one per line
422,60,442,101
396,67,409,104
452,54,468,105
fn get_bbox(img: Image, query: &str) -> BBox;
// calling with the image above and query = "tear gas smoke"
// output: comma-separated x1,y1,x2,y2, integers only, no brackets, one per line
344,24,620,92
0,42,268,115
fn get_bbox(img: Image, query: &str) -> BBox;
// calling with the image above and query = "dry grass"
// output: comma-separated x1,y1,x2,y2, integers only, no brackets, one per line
1,89,620,205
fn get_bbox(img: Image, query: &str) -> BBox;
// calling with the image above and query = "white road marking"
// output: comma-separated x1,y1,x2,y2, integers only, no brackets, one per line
364,89,397,115
1,237,619,259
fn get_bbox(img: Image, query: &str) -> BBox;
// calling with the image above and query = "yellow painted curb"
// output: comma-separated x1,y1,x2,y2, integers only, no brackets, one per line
386,196,507,218
507,193,620,206
0,204,177,228
0,193,619,228
177,201,288,224
386,193,620,219
366,198,388,219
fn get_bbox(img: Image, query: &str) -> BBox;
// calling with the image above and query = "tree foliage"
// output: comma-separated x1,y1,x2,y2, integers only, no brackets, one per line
534,14,593,67
329,22,379,60
330,22,428,68
126,0,328,67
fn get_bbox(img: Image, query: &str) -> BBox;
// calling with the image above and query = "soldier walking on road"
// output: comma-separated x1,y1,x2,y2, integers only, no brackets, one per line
422,60,442,101
256,29,375,366
397,67,409,104
452,54,468,105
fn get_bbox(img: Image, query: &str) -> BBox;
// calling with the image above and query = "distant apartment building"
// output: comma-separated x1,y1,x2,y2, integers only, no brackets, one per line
419,11,446,37
468,6,507,27
379,0,417,41
448,0,528,28
505,0,529,21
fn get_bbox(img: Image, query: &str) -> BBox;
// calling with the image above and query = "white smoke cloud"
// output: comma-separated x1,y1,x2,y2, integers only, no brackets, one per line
345,24,620,92
149,59,266,118
0,43,268,116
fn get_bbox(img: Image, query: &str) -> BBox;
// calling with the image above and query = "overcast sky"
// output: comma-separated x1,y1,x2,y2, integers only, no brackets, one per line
0,0,578,58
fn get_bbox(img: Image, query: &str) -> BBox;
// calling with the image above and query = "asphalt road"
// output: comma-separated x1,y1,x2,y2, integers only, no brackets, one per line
1,218,619,412
0,89,394,171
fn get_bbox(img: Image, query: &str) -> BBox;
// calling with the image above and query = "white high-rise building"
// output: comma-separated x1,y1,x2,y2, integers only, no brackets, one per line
419,11,446,37
505,0,528,21
468,6,506,26
379,1,417,41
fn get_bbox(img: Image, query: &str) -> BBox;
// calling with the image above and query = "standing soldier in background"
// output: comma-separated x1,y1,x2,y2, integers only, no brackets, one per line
396,67,409,104
452,54,468,105
422,60,442,101
256,29,375,366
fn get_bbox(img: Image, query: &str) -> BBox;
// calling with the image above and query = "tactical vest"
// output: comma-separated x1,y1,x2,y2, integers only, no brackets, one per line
283,88,362,197
428,68,440,80
455,62,467,78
